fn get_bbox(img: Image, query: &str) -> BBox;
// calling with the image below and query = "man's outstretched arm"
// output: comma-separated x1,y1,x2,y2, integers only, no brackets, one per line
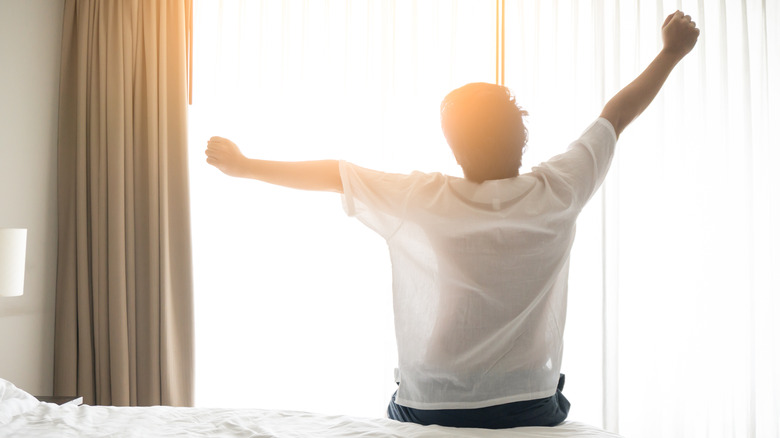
205,136,344,193
600,11,700,138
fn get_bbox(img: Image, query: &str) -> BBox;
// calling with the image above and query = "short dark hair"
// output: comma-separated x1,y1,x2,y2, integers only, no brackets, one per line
440,83,529,182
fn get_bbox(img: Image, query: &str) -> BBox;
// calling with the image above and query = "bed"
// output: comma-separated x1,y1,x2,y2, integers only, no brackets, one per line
0,378,624,437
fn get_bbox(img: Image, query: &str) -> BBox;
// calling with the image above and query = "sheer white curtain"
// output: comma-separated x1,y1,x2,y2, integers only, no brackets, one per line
189,0,780,435
597,1,780,437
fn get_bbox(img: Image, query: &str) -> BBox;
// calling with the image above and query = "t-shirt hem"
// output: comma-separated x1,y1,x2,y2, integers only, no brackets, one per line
394,387,559,411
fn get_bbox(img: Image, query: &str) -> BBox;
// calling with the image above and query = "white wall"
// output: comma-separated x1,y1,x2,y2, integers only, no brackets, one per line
0,0,63,396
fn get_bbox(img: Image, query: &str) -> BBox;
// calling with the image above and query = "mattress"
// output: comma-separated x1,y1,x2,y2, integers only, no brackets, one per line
1,379,624,437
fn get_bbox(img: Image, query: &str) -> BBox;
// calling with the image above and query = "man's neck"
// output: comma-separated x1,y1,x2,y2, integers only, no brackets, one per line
463,167,519,183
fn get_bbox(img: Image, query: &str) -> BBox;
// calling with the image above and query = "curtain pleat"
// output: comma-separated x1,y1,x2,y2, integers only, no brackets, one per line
54,0,193,407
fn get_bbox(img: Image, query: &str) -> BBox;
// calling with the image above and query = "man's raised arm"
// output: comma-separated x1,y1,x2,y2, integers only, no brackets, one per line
205,136,344,193
600,11,700,138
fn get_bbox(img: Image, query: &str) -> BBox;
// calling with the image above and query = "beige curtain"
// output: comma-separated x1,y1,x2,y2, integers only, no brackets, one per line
54,0,193,407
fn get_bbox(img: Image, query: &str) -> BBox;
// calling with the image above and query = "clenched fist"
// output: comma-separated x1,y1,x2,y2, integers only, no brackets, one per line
205,136,248,178
662,11,700,59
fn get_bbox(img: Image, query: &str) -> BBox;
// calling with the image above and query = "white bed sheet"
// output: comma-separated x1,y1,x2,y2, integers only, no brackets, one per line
0,379,625,438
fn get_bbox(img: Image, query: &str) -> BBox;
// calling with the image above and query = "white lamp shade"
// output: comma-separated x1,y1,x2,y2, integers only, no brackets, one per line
0,228,27,297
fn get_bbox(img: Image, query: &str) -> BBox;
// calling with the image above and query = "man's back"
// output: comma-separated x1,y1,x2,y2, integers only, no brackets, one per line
340,118,616,409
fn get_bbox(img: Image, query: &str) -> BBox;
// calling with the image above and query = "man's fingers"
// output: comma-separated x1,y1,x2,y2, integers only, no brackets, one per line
664,10,698,33
207,140,230,152
207,137,238,152
663,11,684,27
205,144,227,162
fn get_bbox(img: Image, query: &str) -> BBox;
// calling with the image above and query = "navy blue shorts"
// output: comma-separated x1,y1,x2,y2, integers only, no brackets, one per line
387,374,570,429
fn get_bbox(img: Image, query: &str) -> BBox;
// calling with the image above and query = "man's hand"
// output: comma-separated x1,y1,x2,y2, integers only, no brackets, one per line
661,11,700,60
206,136,248,178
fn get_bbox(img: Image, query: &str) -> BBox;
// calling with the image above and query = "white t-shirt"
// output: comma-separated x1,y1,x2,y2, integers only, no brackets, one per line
340,118,617,410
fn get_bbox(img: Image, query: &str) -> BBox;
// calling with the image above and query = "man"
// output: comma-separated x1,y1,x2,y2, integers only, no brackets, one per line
206,11,699,429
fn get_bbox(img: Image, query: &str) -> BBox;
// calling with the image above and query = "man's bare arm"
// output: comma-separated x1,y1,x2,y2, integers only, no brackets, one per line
600,11,700,138
205,136,344,193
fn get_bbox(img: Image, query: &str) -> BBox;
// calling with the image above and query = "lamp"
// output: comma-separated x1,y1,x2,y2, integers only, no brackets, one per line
0,228,27,297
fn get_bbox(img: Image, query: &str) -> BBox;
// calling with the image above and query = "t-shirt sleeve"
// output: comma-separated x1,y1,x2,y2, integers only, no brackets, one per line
340,161,433,240
533,117,617,208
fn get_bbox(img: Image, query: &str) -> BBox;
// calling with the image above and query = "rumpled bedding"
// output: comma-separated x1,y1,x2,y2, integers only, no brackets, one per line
0,378,624,438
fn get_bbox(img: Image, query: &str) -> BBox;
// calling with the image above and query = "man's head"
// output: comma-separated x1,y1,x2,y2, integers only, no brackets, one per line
440,83,528,183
